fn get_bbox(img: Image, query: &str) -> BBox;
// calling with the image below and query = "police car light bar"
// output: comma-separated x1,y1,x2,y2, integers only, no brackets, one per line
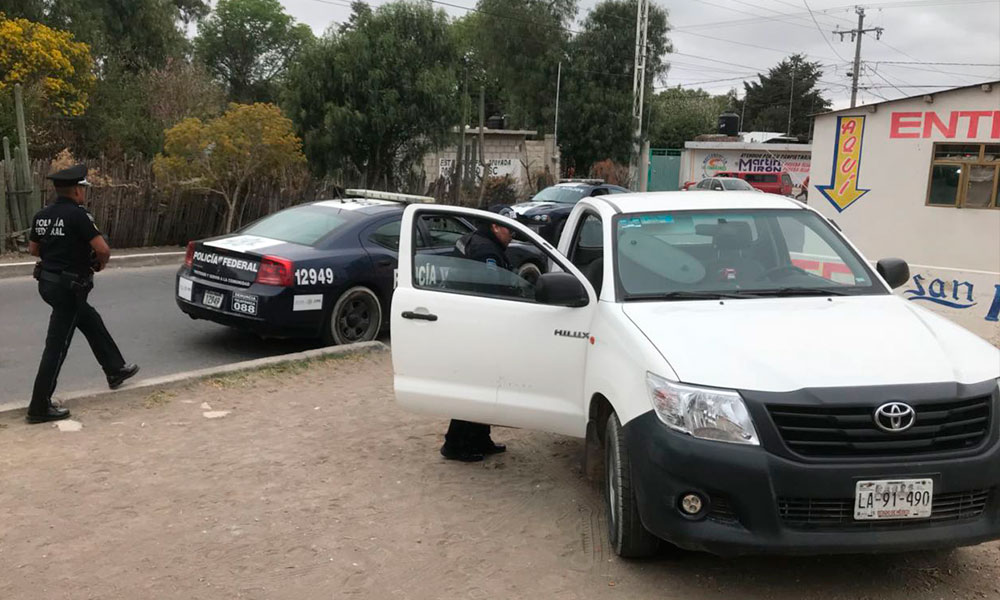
558,178,604,185
344,189,436,204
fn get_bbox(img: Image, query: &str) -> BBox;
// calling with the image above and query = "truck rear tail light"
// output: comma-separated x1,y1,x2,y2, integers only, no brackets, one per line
185,241,195,267
257,256,294,287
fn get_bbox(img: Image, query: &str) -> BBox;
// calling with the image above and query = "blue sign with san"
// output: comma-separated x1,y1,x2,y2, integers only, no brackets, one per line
904,274,1000,322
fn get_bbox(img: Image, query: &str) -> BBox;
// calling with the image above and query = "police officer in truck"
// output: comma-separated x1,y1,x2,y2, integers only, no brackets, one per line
26,164,139,424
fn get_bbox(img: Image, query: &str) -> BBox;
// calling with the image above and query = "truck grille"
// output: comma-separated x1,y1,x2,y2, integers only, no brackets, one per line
767,396,992,458
778,489,991,530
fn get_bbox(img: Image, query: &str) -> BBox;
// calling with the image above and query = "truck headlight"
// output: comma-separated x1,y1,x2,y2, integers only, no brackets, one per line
646,373,759,445
530,214,550,222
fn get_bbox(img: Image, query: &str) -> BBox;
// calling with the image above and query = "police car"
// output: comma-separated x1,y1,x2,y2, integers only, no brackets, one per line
175,190,547,344
502,179,629,243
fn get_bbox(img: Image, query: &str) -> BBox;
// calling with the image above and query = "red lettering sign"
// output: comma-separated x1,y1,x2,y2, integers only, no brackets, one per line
890,112,922,138
890,110,1000,139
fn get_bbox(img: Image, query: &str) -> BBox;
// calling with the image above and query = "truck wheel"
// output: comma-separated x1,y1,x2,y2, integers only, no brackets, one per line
322,286,382,346
605,412,660,558
516,261,543,285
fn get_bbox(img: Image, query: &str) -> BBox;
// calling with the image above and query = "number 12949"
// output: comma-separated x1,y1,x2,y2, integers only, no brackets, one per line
295,268,334,286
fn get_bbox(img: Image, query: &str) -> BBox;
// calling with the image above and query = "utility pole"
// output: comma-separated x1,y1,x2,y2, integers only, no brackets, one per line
835,6,884,108
628,0,649,191
451,58,469,204
554,61,562,149
477,85,489,209
787,61,796,136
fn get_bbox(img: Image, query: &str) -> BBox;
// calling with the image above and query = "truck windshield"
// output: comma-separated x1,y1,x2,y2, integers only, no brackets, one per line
614,209,883,299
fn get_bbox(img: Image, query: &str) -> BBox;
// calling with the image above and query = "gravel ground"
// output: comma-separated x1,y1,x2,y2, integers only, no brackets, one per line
1,351,999,600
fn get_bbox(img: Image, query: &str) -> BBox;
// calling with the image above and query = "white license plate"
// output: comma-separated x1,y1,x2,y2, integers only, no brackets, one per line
231,291,258,316
202,290,224,309
855,479,933,520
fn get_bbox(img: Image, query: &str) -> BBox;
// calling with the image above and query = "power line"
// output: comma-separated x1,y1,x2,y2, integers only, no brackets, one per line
803,0,848,61
672,28,841,61
873,60,1000,66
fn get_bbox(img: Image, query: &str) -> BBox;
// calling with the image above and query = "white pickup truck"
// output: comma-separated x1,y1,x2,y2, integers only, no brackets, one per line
390,191,1000,557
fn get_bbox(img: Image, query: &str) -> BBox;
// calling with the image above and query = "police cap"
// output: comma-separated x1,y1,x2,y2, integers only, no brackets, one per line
46,163,91,187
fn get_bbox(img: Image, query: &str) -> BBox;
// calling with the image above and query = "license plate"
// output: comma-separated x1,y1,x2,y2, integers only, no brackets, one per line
855,479,933,520
231,291,258,316
203,290,224,309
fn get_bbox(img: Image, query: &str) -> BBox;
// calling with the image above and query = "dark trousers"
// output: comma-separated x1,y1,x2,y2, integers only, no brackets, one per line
29,279,125,414
444,419,492,452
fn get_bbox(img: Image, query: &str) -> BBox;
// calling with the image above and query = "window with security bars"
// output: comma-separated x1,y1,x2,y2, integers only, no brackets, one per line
926,143,1000,209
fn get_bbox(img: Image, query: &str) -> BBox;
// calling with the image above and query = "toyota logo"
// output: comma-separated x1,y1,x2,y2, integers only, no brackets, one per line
874,402,916,433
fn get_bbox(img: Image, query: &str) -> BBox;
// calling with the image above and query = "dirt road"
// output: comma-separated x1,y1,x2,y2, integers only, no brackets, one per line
2,351,999,599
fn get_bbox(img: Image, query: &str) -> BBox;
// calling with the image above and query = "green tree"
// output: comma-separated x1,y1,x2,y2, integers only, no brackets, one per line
42,0,208,71
283,1,459,187
558,0,672,171
648,87,736,148
741,54,831,139
154,103,306,232
195,0,313,103
461,0,577,131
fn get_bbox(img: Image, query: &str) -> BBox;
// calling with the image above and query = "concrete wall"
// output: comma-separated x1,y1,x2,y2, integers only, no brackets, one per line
421,130,560,197
680,142,813,190
808,83,1000,343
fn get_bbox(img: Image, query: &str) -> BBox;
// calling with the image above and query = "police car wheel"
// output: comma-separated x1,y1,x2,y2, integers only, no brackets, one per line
323,286,382,346
516,262,543,285
605,412,660,558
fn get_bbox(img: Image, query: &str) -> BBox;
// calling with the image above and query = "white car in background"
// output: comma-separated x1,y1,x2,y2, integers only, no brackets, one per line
390,191,1000,557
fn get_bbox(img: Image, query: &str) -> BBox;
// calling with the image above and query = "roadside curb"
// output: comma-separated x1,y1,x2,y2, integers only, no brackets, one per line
0,251,185,279
0,341,389,415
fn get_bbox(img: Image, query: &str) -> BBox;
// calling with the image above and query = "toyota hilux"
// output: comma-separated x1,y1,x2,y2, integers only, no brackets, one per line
389,190,1000,557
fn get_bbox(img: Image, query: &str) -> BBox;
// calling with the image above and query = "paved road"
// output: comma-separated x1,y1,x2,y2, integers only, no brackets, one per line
0,263,323,408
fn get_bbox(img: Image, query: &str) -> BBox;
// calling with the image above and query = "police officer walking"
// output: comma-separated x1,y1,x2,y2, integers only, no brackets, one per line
26,164,139,423
439,218,514,462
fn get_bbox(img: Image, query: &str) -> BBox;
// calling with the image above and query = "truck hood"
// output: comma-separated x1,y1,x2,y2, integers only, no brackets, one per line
622,295,1000,392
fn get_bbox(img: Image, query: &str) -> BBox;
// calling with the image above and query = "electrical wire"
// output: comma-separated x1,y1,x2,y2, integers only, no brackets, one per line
803,0,848,61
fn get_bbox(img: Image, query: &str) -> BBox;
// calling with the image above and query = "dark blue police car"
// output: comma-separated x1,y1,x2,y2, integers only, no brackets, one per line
504,179,628,243
176,190,547,345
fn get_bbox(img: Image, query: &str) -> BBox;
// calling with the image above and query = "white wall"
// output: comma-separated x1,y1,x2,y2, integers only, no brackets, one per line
809,84,1000,344
680,142,813,188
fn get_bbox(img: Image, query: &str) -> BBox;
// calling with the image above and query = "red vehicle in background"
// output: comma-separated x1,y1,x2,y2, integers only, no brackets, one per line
717,171,794,196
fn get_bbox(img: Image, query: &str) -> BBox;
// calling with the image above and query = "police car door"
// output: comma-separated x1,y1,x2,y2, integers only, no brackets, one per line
393,204,596,437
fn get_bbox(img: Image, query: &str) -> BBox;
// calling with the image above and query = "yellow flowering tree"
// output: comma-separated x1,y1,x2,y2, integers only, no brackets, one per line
0,14,95,116
153,102,306,232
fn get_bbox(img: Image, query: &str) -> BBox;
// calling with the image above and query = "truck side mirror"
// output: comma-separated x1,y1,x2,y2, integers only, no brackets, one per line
535,272,589,307
877,258,910,289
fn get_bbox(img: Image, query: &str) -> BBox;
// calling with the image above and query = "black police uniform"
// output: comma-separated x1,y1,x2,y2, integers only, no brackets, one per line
440,225,511,461
27,165,136,423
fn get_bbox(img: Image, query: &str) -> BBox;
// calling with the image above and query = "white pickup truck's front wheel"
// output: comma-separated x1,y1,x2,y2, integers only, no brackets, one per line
605,413,660,558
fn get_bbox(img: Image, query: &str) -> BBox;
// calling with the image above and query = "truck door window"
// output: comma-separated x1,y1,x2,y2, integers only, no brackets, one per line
412,211,547,303
568,213,604,294
418,215,472,249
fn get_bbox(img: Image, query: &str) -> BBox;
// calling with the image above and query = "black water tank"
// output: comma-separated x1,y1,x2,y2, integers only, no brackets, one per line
486,114,506,129
718,113,740,136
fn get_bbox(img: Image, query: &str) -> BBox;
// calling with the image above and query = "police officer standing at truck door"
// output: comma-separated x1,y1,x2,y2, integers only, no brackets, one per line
439,218,514,462
25,164,139,424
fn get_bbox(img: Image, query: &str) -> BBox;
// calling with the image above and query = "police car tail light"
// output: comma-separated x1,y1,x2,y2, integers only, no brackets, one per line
184,241,195,267
257,256,294,287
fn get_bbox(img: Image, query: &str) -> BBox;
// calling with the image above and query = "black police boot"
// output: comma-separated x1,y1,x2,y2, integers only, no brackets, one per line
26,405,71,424
440,444,485,462
107,363,140,390
478,439,507,455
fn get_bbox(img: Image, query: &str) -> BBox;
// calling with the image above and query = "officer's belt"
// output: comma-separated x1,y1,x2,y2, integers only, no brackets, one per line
36,269,90,285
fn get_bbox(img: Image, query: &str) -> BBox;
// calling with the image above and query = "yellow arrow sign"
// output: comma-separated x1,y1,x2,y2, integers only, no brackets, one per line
817,115,870,212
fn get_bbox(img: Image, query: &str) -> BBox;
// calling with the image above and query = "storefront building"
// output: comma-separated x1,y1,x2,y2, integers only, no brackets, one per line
808,81,1000,343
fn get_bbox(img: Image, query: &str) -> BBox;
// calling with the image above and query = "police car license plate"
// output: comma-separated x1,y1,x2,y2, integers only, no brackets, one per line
854,479,933,520
202,290,224,309
231,291,258,316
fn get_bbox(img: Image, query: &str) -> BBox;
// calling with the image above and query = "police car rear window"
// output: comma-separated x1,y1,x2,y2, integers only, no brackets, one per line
242,205,349,246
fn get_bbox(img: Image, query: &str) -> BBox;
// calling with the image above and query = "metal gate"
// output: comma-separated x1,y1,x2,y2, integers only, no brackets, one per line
648,148,682,191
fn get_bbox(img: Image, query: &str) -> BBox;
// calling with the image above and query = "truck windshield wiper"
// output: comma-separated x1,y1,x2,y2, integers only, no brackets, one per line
626,290,756,301
747,287,852,297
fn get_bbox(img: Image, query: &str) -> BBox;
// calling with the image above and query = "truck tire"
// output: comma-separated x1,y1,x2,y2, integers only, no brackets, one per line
322,286,382,346
516,261,543,285
605,412,660,558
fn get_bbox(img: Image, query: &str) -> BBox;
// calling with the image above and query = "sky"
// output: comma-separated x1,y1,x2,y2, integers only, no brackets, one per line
275,0,1000,110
